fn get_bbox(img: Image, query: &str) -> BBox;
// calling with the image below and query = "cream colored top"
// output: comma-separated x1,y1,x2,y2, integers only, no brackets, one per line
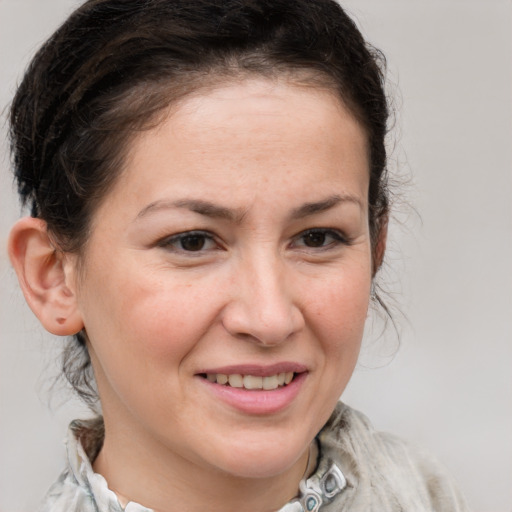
38,402,470,511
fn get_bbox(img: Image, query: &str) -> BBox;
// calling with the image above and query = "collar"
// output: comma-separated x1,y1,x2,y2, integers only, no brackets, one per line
65,416,347,512
277,445,347,512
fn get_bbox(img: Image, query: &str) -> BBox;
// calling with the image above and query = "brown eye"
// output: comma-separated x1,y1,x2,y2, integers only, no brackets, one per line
180,234,206,251
303,231,327,247
158,230,217,253
294,229,348,250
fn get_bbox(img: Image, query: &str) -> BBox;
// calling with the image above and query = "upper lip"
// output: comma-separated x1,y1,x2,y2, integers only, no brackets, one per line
196,362,308,377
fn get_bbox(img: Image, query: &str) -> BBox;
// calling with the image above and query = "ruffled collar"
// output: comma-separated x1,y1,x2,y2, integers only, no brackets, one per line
66,417,347,512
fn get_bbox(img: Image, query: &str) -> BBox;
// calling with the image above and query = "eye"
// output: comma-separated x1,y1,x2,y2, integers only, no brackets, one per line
294,228,348,249
157,231,218,252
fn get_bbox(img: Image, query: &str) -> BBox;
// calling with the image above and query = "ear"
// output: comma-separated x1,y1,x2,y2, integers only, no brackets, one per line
372,215,388,276
8,217,84,336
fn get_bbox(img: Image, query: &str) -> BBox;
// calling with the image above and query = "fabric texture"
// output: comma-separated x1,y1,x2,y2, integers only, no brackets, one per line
38,402,469,511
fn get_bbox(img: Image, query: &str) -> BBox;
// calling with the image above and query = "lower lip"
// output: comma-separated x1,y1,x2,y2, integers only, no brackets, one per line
198,373,307,415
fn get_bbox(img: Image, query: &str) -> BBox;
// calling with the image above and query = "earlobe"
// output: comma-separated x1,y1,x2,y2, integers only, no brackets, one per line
8,217,84,336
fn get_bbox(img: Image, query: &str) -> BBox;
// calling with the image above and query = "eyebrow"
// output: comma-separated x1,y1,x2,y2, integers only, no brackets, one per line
135,194,362,222
290,194,363,219
136,199,247,223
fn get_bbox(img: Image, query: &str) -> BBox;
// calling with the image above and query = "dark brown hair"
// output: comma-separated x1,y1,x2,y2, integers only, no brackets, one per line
10,0,389,407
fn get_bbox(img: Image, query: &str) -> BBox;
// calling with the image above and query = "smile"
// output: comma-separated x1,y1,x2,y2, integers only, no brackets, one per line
204,372,295,390
197,365,307,414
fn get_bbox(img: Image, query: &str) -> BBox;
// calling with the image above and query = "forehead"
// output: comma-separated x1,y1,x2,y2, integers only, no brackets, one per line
160,78,367,150
96,79,370,220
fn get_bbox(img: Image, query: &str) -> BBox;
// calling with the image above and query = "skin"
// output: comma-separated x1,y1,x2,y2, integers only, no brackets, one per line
10,79,379,512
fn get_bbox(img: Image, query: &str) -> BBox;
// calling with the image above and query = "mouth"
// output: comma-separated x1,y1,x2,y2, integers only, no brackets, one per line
196,364,307,414
200,372,296,391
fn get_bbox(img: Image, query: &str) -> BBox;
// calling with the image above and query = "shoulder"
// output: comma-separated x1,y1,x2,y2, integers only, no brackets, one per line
37,469,96,512
37,417,126,512
318,402,470,511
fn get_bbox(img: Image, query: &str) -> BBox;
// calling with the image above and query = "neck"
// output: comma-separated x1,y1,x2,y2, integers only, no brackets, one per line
93,418,311,512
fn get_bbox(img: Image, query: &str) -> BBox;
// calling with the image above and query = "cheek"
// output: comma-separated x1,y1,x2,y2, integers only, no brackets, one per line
79,258,219,374
80,268,224,417
115,278,218,361
307,267,371,335
304,265,371,386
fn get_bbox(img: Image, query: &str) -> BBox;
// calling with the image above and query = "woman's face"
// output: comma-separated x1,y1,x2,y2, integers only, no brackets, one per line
74,79,373,481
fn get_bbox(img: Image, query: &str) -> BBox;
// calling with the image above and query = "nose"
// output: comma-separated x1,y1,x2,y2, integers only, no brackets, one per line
221,255,305,346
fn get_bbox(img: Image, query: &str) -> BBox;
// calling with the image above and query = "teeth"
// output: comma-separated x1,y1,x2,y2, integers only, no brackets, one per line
243,375,263,389
263,375,278,390
205,372,296,390
228,374,243,388
217,374,228,385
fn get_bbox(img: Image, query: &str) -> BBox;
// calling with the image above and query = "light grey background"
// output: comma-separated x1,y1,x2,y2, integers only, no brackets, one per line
1,1,511,511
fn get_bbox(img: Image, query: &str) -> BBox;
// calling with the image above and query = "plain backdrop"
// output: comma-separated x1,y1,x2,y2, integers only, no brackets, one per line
1,1,511,511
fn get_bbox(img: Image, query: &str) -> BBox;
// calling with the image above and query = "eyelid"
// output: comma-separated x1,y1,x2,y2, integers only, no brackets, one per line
292,228,351,249
156,230,220,252
154,227,350,253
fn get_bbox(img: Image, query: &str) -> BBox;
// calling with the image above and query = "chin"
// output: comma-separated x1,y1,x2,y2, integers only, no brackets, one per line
211,437,309,479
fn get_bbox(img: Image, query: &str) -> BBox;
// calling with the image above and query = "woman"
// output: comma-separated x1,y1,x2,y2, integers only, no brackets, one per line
7,1,468,510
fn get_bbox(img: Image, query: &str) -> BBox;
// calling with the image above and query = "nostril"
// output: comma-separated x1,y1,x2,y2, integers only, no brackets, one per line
220,282,305,346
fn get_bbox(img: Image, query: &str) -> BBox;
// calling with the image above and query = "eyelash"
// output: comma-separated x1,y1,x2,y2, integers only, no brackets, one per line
292,228,350,250
157,230,219,253
156,228,350,254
